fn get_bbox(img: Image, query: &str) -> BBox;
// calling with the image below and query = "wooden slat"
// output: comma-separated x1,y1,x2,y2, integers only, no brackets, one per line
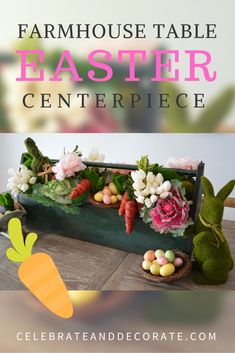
0,219,234,290
224,197,235,208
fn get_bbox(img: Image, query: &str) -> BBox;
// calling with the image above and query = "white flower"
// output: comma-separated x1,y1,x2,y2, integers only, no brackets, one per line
133,180,145,191
145,198,152,208
137,195,145,204
156,185,164,194
134,190,142,197
85,148,105,163
146,172,155,183
150,195,158,203
152,181,158,188
162,180,171,192
150,186,156,195
20,183,29,192
29,177,37,185
7,165,37,197
155,173,164,185
160,191,171,199
131,169,146,182
138,169,146,179
142,188,150,197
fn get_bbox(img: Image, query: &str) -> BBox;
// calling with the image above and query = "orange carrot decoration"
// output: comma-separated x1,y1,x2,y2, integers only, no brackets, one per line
69,179,91,199
6,218,73,319
118,191,129,216
125,200,138,235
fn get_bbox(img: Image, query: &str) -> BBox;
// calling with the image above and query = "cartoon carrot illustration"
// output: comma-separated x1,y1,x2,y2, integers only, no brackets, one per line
6,218,73,319
69,179,91,199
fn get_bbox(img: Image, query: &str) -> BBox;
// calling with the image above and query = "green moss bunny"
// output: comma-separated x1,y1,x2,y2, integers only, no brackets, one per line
193,176,235,285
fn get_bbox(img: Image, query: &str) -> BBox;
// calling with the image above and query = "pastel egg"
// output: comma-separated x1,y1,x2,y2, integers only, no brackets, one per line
164,250,175,263
0,206,6,213
0,212,4,219
173,257,184,267
142,260,152,271
94,192,103,202
144,250,156,262
109,183,118,195
110,195,118,204
103,194,111,204
160,263,175,277
117,194,123,201
103,187,112,196
157,256,169,265
155,249,165,258
150,263,161,276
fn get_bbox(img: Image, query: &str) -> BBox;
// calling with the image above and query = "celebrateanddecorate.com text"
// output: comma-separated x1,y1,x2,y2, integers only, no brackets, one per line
16,330,217,343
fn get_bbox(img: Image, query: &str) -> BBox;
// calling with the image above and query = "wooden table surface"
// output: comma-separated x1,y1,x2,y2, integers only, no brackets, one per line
0,220,234,290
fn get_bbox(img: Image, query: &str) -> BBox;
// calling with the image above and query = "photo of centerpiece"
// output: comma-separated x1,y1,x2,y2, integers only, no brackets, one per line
1,135,234,288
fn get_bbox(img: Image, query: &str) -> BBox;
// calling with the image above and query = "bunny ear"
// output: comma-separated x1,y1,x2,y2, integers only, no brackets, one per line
216,180,235,201
201,176,214,197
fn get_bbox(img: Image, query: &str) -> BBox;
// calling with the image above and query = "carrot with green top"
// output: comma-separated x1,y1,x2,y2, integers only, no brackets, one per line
6,218,73,319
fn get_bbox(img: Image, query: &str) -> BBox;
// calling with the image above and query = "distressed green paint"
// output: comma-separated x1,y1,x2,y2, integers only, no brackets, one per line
19,194,193,255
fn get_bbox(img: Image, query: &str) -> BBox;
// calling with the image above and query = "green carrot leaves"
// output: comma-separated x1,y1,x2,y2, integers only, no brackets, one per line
6,218,38,263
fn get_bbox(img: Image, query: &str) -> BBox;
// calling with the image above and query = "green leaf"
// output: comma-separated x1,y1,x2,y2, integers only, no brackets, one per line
22,152,33,169
6,218,38,263
8,218,26,256
0,192,14,211
83,168,105,193
25,232,38,257
136,155,149,172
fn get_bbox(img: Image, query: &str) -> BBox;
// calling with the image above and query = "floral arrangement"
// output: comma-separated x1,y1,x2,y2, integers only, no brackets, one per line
6,138,198,238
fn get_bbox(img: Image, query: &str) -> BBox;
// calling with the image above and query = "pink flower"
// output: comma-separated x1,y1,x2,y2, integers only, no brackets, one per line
166,157,200,170
52,152,86,180
150,187,190,234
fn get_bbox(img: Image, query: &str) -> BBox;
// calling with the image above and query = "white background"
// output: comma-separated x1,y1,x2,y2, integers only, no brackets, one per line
0,133,234,220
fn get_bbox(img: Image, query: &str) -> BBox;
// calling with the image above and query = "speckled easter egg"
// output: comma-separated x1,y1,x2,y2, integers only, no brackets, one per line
160,263,175,277
164,250,175,263
157,256,168,266
144,250,156,262
0,206,6,213
155,249,165,258
103,194,111,205
173,257,184,267
142,260,152,271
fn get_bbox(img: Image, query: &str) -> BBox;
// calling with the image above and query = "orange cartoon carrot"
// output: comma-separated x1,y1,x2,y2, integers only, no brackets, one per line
6,218,73,319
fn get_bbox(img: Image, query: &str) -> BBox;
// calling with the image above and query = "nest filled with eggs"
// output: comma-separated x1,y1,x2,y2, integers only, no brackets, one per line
142,249,192,283
89,183,122,209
